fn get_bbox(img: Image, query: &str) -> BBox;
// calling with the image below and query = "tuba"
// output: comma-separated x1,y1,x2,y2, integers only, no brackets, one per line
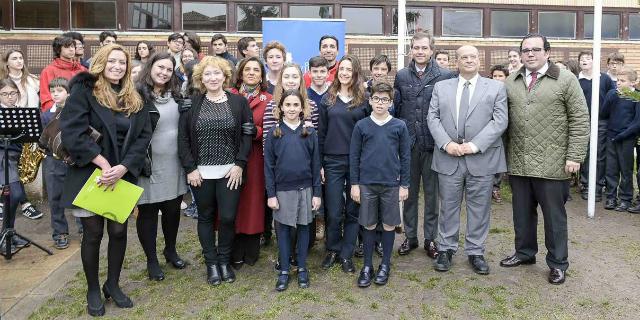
18,143,45,184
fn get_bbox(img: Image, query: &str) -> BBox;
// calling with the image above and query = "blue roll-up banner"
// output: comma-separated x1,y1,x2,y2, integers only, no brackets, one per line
262,18,346,73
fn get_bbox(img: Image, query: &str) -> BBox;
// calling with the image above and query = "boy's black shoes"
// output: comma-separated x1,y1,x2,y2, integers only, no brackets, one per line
22,203,43,220
357,266,374,287
604,199,617,210
53,235,69,250
627,204,640,214
615,202,630,212
275,271,290,291
297,268,309,288
321,251,338,269
468,255,490,275
398,238,418,255
374,264,390,285
434,250,453,272
341,258,355,273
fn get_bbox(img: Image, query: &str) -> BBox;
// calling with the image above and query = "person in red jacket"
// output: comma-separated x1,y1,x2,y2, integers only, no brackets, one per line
39,36,86,111
303,35,340,88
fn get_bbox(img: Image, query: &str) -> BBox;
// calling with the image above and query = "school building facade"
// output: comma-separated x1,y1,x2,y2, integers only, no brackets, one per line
1,0,640,75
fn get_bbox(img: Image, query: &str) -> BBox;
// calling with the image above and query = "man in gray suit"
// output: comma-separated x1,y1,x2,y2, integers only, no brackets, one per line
427,45,508,275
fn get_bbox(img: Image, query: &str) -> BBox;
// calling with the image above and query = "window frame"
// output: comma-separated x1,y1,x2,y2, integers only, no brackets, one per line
489,9,530,38
391,6,435,36
12,0,61,29
181,1,227,32
538,11,577,39
441,7,483,37
69,0,118,31
341,6,384,35
583,12,621,40
236,3,281,33
127,0,173,31
288,4,334,20
629,13,640,40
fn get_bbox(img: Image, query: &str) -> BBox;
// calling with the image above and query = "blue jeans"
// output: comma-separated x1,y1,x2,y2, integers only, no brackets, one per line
323,155,359,259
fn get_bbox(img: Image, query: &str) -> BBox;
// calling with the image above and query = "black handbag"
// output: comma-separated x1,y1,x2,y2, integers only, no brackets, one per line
39,110,101,166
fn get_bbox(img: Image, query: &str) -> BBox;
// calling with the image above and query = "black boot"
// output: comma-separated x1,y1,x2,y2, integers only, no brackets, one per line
206,264,221,285
102,283,133,308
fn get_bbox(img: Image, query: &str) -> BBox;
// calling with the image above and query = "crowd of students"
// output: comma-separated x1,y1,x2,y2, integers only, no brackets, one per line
0,29,638,317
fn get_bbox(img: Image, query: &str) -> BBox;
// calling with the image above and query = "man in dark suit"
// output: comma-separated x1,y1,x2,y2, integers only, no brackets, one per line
427,45,508,275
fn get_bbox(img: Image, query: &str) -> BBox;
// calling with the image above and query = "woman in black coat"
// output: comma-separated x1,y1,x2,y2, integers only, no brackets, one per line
60,44,152,317
178,56,254,286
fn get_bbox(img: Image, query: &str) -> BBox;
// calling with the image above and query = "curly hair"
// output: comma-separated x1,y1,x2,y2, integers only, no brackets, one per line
89,44,142,115
191,56,233,94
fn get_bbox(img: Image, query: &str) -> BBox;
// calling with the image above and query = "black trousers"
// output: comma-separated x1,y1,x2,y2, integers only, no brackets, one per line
605,138,635,203
192,178,240,266
580,119,608,193
510,175,569,271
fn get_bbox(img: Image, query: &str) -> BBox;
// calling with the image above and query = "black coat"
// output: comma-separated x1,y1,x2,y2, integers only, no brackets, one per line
178,91,253,175
394,59,454,151
59,72,152,208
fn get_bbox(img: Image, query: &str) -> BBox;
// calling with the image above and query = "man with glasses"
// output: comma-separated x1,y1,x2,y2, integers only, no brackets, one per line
393,32,453,259
167,33,184,71
500,34,589,285
427,45,507,276
606,52,625,82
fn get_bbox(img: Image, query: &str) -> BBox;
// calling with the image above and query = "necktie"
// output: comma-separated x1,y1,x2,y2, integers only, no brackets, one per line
417,70,424,79
458,81,470,142
528,72,538,92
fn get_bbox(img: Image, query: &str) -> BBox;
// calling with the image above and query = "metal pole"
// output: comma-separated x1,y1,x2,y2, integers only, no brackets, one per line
397,0,406,70
587,0,603,219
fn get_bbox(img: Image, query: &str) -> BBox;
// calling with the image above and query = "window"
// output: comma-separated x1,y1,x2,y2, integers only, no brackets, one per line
237,4,280,32
538,11,576,39
491,11,529,37
584,13,620,39
14,0,59,29
393,7,434,35
342,7,382,35
442,9,482,37
71,0,117,30
129,2,172,30
289,5,333,19
183,2,226,31
630,14,640,40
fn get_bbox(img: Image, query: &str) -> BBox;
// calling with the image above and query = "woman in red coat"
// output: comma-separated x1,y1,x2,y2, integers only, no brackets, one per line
230,57,272,268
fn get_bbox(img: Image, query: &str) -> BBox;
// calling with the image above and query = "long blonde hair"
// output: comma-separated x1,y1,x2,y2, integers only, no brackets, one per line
89,44,142,115
272,62,309,106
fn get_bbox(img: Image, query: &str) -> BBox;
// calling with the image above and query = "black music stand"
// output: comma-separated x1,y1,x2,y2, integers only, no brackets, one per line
0,107,52,259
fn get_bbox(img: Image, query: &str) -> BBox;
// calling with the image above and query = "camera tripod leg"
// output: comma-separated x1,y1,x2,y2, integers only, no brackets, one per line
14,232,53,255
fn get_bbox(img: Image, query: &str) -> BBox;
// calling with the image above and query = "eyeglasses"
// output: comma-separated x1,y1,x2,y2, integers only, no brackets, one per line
370,96,392,104
171,39,185,45
0,92,19,98
521,48,544,54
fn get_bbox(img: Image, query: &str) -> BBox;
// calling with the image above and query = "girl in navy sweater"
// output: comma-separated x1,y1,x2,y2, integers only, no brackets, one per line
264,90,321,291
318,55,370,273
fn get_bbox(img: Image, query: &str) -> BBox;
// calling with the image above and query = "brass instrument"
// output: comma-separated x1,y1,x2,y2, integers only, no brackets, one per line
18,142,45,184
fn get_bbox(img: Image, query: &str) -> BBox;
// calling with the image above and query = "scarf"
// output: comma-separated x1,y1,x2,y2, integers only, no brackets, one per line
239,83,260,103
153,91,172,104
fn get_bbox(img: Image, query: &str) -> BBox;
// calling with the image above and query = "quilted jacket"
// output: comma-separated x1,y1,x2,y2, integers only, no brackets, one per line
505,62,590,180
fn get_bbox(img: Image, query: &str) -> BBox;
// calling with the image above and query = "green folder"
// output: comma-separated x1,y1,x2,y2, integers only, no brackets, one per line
72,168,144,224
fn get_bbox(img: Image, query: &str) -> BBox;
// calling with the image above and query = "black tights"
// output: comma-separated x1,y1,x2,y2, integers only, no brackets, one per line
136,196,183,264
80,215,128,293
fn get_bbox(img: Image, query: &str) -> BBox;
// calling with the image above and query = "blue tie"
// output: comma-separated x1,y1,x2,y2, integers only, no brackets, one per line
458,81,470,142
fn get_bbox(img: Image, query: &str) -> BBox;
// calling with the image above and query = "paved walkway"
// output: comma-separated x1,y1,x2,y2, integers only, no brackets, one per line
1,183,83,320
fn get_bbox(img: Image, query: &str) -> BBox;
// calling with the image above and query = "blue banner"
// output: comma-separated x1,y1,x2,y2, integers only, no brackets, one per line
262,18,345,73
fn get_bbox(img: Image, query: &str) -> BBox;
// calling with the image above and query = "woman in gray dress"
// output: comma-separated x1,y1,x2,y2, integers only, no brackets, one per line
136,52,188,281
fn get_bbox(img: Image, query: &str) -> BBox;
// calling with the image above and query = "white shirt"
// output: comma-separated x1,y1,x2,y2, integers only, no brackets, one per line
578,71,592,80
525,62,549,87
283,120,301,131
415,65,426,74
370,114,392,126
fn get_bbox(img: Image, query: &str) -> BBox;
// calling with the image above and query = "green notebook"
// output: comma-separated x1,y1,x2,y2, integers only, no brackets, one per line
72,168,144,223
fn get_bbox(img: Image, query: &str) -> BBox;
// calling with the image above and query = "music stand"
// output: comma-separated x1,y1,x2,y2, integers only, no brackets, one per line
0,107,53,259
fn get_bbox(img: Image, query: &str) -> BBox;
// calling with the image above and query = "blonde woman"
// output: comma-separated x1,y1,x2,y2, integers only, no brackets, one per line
178,56,254,286
60,44,152,317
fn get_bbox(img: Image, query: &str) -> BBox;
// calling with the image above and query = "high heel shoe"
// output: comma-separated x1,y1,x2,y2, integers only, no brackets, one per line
86,290,105,317
147,262,165,281
102,283,133,308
